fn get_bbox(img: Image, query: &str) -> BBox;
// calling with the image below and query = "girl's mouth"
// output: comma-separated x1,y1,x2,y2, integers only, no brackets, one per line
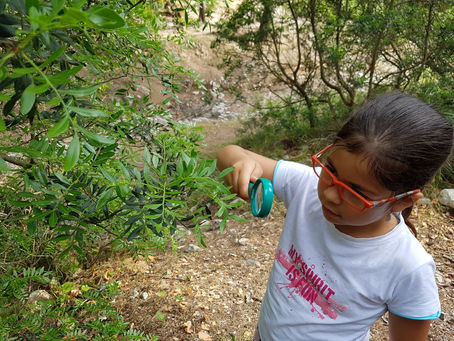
322,205,341,219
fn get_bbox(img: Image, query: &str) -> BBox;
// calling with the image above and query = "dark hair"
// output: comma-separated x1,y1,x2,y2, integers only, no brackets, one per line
334,92,453,235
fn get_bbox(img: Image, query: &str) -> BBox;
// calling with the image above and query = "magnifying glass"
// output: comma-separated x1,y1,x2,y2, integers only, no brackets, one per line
248,178,274,218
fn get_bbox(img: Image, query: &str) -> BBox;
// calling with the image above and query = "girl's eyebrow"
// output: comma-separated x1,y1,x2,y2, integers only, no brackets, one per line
326,157,378,197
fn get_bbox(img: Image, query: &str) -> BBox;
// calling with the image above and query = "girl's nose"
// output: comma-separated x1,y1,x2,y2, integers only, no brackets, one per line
324,185,342,205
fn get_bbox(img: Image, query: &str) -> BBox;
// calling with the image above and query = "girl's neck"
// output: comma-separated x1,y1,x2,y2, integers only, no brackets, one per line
334,213,400,238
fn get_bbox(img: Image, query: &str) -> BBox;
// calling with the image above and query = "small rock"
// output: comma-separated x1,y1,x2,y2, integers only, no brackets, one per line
28,290,52,305
141,292,149,300
435,270,451,287
242,260,260,266
438,189,454,208
183,244,202,252
131,289,139,298
238,238,249,246
417,198,431,205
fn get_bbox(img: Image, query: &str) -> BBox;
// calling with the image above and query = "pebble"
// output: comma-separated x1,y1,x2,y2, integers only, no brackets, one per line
242,260,260,266
238,237,249,246
28,290,52,305
141,292,149,300
418,198,431,205
183,244,203,252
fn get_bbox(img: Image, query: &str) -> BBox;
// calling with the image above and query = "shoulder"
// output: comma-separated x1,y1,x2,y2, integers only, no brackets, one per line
392,223,434,272
274,160,314,185
273,161,317,205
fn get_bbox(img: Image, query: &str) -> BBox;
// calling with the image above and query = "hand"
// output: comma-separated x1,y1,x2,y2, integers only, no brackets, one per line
216,145,277,201
225,158,264,201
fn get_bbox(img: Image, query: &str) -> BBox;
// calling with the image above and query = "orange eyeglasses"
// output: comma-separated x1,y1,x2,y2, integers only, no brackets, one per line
311,144,420,212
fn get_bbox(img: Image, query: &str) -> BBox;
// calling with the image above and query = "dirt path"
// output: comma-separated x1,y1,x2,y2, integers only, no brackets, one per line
89,200,453,341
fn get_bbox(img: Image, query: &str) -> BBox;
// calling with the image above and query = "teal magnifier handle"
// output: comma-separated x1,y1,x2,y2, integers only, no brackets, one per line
248,178,273,218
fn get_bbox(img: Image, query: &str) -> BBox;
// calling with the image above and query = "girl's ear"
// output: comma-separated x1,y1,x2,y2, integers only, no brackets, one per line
391,192,424,212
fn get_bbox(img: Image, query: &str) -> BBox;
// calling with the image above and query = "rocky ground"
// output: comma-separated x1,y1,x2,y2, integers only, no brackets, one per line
89,202,454,341
88,5,454,341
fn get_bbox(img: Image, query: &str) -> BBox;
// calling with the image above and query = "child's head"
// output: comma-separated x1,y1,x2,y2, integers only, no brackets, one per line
334,92,453,195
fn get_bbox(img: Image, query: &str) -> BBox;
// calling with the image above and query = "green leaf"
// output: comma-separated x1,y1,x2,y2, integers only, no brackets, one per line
27,221,37,234
28,6,39,31
50,0,65,17
45,65,83,85
27,83,50,94
87,7,125,29
79,127,115,145
0,117,5,132
45,97,62,107
60,86,98,97
96,187,114,210
217,167,233,178
118,161,131,180
64,134,80,171
99,166,116,183
48,116,70,137
60,281,75,294
0,156,9,171
155,311,166,321
69,106,107,118
144,147,151,164
49,211,57,227
0,66,6,81
10,67,34,78
40,45,65,69
20,87,35,114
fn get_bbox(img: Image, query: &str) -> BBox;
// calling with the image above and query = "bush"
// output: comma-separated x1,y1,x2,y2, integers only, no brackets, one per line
0,0,241,264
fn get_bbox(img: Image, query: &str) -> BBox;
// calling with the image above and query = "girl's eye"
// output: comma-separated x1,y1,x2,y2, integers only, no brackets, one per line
351,187,371,200
325,162,337,175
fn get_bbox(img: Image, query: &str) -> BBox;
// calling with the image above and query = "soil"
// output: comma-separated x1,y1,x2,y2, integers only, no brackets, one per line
88,204,454,341
82,5,454,341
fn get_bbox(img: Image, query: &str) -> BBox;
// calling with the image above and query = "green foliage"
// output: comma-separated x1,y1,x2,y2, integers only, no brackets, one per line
0,0,237,338
0,0,240,266
237,95,349,156
0,270,157,340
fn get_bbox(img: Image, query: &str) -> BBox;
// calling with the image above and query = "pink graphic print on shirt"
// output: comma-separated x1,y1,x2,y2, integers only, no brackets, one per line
275,245,347,319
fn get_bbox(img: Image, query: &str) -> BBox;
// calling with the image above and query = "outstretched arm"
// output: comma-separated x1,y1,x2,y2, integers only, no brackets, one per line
388,312,431,341
216,145,277,201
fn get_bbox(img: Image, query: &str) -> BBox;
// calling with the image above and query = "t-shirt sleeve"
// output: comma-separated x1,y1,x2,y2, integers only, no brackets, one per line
273,160,315,208
387,262,441,320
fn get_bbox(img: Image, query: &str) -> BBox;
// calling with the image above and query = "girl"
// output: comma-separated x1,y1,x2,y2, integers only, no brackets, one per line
216,92,453,341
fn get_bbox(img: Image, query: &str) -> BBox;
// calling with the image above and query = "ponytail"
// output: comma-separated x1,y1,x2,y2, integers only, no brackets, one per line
401,205,417,237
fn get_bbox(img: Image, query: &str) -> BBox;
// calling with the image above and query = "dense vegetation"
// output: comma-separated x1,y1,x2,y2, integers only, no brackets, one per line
0,0,238,338
0,0,453,338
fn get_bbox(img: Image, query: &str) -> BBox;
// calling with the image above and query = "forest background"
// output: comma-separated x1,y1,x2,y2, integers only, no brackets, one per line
0,0,453,340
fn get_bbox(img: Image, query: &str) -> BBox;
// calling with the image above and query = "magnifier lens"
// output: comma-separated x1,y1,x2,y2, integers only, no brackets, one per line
254,182,264,212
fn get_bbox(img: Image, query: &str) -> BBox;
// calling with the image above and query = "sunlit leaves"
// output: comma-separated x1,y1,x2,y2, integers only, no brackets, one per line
0,0,240,264
87,7,125,29
20,85,35,115
64,134,80,171
48,116,70,138
0,156,9,172
69,106,108,118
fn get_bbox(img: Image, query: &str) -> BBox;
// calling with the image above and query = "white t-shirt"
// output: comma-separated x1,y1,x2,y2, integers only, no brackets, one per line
257,161,441,341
